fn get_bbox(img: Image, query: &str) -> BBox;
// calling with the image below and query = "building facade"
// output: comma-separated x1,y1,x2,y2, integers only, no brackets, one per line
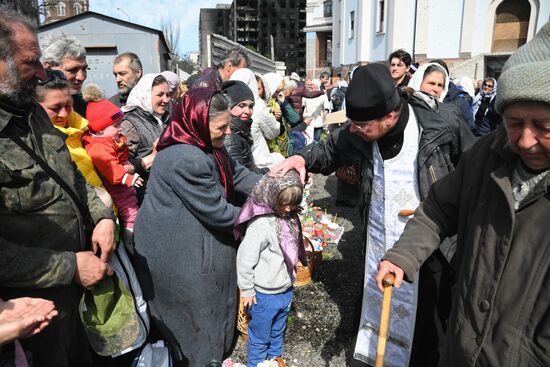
258,0,307,74
200,0,307,74
228,0,259,51
304,0,333,79
331,0,549,80
42,0,88,24
199,4,232,67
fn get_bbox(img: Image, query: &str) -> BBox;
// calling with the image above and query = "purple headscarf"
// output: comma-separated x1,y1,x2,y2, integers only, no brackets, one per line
234,170,307,278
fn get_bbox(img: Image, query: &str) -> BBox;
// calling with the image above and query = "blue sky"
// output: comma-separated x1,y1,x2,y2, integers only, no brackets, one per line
91,0,232,56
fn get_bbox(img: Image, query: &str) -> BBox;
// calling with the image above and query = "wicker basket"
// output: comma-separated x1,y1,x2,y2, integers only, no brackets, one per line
295,236,323,287
237,289,251,341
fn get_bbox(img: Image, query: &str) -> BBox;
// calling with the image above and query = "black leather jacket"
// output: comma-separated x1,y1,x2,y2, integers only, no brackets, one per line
224,117,267,174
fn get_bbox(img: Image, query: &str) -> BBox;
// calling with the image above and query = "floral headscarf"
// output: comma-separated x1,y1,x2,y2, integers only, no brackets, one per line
157,88,235,203
234,169,307,278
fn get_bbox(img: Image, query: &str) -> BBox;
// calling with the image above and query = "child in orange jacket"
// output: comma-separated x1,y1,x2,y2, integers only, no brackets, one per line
82,87,143,254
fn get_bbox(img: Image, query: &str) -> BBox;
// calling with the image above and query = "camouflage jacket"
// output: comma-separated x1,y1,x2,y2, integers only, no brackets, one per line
0,98,115,291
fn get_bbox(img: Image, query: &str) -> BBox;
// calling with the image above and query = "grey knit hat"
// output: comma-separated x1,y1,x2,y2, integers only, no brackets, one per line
495,22,550,114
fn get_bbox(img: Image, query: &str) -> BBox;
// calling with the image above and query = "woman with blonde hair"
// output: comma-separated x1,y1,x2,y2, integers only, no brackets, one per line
35,70,112,207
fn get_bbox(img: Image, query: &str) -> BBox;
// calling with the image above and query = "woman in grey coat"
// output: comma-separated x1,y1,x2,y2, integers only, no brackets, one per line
134,88,262,366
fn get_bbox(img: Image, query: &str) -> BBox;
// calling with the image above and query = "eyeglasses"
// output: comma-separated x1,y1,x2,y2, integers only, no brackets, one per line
351,120,376,129
482,82,494,88
38,69,67,86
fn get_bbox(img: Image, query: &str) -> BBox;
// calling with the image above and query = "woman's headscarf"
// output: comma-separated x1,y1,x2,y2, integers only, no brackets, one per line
260,72,284,102
337,80,348,88
122,73,164,120
230,69,259,100
407,62,450,102
234,169,307,279
456,76,476,99
472,77,498,117
482,77,497,97
157,88,235,203
311,79,322,89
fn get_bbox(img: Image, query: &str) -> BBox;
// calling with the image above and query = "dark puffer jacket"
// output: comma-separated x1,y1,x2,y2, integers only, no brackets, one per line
288,84,324,118
121,107,168,175
224,117,266,174
444,82,474,132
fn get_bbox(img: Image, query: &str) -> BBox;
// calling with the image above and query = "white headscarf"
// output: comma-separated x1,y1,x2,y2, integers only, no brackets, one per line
456,76,476,99
122,73,163,118
407,62,449,102
311,79,321,89
230,68,259,100
473,77,498,116
261,73,284,101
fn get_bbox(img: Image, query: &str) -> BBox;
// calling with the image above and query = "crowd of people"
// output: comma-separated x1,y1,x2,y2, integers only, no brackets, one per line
0,4,549,367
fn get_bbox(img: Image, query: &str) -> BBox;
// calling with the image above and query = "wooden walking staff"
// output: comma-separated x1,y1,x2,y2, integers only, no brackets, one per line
375,273,396,367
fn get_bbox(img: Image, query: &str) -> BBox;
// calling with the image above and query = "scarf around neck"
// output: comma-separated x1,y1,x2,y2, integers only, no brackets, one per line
473,77,498,115
230,115,253,145
234,169,307,278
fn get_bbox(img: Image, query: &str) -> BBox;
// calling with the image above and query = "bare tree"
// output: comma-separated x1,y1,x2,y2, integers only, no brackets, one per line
176,56,198,74
162,17,182,61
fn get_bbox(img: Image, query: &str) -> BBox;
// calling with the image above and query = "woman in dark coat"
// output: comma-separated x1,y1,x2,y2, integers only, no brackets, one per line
471,77,502,136
134,88,262,366
120,73,171,203
222,80,267,175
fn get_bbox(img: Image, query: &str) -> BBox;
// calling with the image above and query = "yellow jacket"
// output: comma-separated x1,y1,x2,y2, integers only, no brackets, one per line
54,112,104,188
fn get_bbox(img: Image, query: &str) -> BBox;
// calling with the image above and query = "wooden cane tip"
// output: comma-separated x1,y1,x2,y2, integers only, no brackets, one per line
383,273,396,287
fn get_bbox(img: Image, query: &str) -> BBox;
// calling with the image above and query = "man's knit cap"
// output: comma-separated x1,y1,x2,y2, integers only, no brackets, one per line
345,63,400,121
495,22,550,113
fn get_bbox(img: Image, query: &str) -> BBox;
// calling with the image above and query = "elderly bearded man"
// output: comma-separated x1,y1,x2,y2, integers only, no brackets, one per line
0,6,116,366
109,52,143,107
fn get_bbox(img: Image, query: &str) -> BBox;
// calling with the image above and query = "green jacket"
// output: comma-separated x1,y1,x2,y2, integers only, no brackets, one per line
383,127,550,366
0,99,114,301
